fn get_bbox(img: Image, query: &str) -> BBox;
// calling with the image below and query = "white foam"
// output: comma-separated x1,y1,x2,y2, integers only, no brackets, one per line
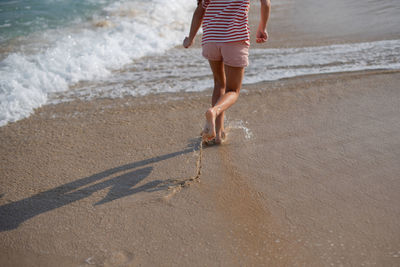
245,39,400,83
58,39,400,104
0,0,196,126
1,9,400,127
228,120,254,140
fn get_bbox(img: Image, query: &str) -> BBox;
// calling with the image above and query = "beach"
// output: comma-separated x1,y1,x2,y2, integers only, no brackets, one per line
1,0,400,266
1,69,400,266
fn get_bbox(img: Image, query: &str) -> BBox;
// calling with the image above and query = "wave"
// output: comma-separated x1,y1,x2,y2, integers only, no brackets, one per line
55,39,400,103
0,0,196,126
1,0,400,127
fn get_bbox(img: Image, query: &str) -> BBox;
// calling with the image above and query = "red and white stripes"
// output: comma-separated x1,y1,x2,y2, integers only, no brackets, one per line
201,0,250,45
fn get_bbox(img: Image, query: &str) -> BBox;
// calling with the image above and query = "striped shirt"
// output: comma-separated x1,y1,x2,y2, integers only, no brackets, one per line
201,0,250,45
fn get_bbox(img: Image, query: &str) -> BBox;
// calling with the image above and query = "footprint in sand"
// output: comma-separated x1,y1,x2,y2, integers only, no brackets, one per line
103,250,135,267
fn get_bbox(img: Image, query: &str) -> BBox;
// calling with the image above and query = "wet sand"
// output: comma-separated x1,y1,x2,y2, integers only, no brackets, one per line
1,70,400,266
192,0,400,49
252,0,400,48
2,0,400,265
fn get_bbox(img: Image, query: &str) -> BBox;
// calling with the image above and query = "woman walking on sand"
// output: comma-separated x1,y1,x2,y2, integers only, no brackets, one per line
183,0,271,144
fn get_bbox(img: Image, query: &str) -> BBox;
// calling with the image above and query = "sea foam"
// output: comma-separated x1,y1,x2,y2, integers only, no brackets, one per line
57,39,400,103
0,0,196,126
1,0,400,127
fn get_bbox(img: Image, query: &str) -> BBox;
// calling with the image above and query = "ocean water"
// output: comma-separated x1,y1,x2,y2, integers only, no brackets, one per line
1,0,400,126
54,39,400,103
0,0,109,44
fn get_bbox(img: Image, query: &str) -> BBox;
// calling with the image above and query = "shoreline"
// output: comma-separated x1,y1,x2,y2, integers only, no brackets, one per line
2,0,400,128
20,68,400,124
1,69,400,265
2,0,400,264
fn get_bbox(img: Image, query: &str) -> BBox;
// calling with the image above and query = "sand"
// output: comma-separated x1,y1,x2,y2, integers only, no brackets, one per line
2,0,400,265
1,70,400,266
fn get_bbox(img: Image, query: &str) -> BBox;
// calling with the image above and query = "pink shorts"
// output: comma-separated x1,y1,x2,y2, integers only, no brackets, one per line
202,41,249,68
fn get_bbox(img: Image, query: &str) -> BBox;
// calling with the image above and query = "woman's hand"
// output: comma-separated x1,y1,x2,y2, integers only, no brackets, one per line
183,37,194,48
256,29,268,43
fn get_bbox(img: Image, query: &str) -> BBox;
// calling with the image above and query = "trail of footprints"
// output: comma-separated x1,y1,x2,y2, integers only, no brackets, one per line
158,137,204,200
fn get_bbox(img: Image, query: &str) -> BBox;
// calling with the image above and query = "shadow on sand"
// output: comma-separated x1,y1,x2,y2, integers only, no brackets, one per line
0,139,201,232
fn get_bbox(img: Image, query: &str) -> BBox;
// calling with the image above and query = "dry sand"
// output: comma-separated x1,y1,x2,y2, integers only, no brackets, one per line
1,70,400,266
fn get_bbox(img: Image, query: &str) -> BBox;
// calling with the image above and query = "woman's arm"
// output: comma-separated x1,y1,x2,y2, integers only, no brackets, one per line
256,0,271,43
183,2,206,48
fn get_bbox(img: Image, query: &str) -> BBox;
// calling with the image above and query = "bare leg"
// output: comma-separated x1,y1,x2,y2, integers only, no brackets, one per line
208,60,226,143
202,64,245,141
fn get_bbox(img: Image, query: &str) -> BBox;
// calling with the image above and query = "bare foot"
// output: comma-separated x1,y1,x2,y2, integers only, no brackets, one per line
202,108,216,141
215,131,226,145
202,131,225,146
